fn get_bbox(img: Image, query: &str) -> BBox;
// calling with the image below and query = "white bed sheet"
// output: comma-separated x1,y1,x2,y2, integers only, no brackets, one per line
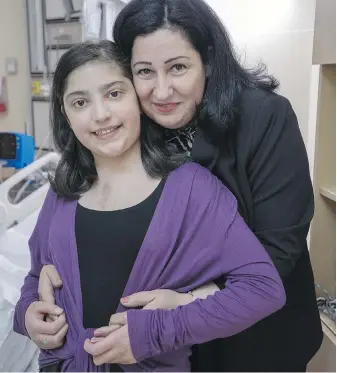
0,209,41,372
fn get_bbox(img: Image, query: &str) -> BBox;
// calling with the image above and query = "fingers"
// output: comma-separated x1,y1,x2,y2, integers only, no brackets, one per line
94,324,121,338
34,301,63,316
121,291,156,308
93,349,112,366
36,313,67,335
38,265,62,304
54,322,69,342
38,323,68,350
109,312,127,326
46,314,58,322
142,300,159,310
84,336,112,357
47,265,63,287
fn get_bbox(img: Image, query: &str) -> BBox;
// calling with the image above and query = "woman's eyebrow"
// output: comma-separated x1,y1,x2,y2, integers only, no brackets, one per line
133,56,190,68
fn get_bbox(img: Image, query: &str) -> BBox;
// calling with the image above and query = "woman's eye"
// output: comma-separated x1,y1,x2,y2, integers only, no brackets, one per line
171,64,187,73
138,68,153,76
73,99,86,108
107,91,121,98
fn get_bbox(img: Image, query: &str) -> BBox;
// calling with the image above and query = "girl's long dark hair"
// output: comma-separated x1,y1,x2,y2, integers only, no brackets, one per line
50,40,185,199
113,0,279,139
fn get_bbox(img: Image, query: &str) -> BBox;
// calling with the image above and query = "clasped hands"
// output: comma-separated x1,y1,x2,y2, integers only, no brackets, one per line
32,265,219,365
86,288,195,365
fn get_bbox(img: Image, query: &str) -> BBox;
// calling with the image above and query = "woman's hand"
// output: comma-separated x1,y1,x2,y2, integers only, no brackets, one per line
86,283,220,364
25,301,68,349
120,282,220,310
84,318,136,365
121,288,192,310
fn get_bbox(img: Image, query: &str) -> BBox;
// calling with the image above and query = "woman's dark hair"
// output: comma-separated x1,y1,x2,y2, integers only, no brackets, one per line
113,0,279,138
50,40,185,199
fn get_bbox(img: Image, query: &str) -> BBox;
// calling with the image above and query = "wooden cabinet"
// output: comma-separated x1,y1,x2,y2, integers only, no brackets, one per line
312,0,336,65
308,1,336,371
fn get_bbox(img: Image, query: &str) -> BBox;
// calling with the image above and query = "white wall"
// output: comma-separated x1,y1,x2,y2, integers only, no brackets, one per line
0,0,317,147
205,0,316,145
0,0,31,134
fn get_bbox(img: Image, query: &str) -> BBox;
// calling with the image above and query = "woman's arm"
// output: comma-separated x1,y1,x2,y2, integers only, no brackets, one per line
126,167,286,362
119,282,219,310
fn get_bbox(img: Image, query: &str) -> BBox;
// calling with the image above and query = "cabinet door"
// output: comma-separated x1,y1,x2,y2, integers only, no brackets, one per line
45,0,83,20
27,0,45,73
308,324,336,372
313,0,336,64
47,49,67,73
32,101,53,149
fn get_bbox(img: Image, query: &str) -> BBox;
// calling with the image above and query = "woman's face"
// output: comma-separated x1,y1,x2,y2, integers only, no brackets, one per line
63,61,141,161
132,28,206,129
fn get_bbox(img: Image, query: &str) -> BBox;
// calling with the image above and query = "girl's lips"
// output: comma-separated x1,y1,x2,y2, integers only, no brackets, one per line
93,125,122,140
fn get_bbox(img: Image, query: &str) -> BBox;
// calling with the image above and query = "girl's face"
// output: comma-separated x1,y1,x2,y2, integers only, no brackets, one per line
63,61,141,161
131,28,206,130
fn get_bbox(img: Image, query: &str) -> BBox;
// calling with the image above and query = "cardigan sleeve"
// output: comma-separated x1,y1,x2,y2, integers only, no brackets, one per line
13,188,56,337
247,94,314,279
127,166,286,361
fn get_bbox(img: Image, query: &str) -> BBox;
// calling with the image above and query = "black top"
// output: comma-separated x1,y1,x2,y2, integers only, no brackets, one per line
189,88,322,372
75,179,165,371
75,179,165,328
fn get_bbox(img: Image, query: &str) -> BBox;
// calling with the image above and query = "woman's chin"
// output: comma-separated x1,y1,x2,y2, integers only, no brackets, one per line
151,113,189,130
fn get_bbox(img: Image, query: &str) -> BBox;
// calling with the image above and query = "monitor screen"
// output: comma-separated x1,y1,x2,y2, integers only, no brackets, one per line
0,133,17,160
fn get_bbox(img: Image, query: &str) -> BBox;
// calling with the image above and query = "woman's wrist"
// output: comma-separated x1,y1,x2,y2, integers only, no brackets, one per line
188,282,220,300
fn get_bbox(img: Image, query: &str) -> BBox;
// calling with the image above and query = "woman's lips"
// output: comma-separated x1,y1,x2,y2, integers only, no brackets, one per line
153,103,180,113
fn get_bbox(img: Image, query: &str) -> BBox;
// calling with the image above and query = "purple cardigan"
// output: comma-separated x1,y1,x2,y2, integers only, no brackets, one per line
14,163,285,372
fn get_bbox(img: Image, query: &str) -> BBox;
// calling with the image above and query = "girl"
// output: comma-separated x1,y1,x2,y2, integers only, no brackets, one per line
14,40,285,371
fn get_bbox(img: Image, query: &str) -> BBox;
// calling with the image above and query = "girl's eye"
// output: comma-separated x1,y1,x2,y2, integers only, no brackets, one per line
73,99,86,108
171,64,187,73
137,68,153,76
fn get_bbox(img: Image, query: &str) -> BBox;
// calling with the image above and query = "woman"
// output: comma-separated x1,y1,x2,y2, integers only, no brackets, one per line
13,40,285,372
34,0,323,371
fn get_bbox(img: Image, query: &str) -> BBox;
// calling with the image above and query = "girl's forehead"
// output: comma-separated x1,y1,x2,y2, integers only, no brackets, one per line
64,61,129,93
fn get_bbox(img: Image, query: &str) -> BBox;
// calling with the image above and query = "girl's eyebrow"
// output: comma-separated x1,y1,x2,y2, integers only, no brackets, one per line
65,80,126,100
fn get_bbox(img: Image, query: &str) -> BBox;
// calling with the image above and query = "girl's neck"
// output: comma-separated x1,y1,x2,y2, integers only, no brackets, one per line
80,142,162,211
93,141,148,187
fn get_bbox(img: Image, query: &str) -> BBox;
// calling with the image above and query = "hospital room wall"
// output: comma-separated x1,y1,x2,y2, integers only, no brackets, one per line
0,0,31,134
0,0,317,173
205,0,317,175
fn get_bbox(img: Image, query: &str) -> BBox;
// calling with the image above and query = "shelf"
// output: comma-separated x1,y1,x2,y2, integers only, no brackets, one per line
45,17,80,24
31,72,54,77
46,44,75,50
32,96,51,102
321,312,336,345
320,312,336,335
320,186,336,202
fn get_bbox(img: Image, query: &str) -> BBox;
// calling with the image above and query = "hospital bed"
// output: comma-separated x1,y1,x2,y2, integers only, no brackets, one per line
0,152,60,372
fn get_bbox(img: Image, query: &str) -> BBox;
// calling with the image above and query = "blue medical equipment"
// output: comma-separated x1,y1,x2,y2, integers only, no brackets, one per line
0,132,35,169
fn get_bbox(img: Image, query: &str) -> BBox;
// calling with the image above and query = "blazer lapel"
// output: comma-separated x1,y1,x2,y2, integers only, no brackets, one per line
191,128,219,171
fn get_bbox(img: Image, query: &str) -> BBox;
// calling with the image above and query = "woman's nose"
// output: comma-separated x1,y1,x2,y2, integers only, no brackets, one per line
153,76,173,101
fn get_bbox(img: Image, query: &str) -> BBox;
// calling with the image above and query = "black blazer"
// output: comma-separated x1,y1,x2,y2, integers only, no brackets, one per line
190,88,323,372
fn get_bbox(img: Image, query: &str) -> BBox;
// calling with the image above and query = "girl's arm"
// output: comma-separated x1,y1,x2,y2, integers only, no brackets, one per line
126,166,286,361
13,189,56,336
